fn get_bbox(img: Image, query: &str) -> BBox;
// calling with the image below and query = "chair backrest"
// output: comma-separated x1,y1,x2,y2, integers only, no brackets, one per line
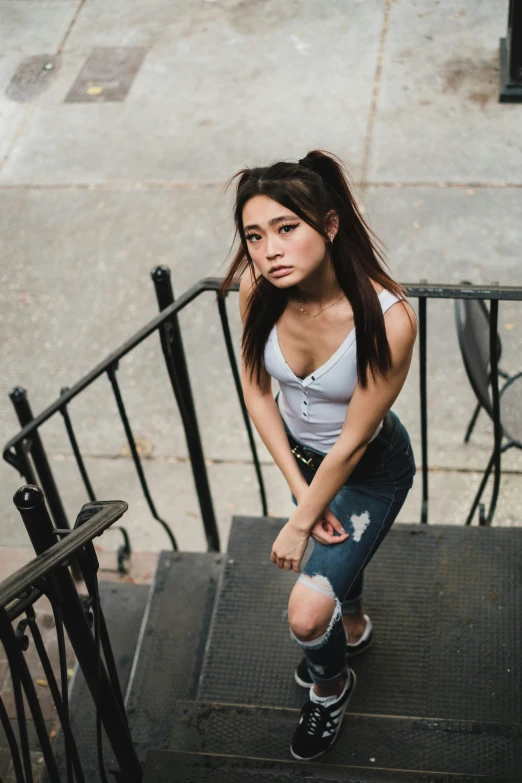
454,286,502,421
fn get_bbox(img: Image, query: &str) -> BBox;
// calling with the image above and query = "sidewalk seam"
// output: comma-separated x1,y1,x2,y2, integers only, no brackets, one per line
360,0,393,195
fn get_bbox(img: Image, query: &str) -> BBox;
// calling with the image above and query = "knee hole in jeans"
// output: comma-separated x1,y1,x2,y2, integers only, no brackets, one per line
288,575,341,642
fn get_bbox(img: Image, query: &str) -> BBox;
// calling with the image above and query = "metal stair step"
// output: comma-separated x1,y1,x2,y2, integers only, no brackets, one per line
169,700,521,779
125,551,224,759
198,517,522,723
143,750,510,782
49,579,150,782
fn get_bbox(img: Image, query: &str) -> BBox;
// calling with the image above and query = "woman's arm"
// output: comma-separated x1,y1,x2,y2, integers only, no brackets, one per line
238,271,309,503
288,299,418,536
270,299,417,571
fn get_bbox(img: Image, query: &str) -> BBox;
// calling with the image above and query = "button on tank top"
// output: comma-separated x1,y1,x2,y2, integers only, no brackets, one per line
263,289,403,452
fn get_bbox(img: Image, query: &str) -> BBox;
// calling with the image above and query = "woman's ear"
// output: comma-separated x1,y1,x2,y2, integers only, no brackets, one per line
325,210,339,241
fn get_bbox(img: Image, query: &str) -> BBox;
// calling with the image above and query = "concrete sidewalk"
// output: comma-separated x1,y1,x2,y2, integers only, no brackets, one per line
1,0,521,554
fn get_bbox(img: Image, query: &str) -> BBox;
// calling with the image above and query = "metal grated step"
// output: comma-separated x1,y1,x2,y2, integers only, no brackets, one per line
143,750,510,782
169,700,522,779
125,551,224,760
199,517,522,724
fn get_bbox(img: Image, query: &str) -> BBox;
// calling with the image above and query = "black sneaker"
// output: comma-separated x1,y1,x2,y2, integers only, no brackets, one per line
294,614,373,688
290,670,356,761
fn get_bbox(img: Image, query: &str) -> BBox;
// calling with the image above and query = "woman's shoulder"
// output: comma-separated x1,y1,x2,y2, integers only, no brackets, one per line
371,280,386,296
370,279,417,339
383,294,418,345
371,279,408,307
370,279,401,299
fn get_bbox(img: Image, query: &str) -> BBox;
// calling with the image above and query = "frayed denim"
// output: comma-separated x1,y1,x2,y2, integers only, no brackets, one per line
287,409,416,686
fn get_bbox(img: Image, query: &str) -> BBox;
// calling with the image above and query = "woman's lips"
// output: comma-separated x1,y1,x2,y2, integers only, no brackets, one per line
270,267,293,278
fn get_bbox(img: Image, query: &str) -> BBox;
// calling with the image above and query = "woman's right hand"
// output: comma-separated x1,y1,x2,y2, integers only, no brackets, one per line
310,508,350,545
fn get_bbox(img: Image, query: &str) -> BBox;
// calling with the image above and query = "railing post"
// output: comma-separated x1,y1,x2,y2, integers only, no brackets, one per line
151,266,220,552
499,0,522,102
485,297,502,524
418,283,429,524
13,484,58,557
9,389,82,579
9,387,70,532
13,486,143,783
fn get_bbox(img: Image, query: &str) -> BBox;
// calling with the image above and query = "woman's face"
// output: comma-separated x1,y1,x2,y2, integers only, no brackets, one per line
242,195,332,288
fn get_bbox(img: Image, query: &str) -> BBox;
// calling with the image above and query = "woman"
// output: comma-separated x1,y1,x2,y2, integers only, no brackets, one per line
218,150,417,761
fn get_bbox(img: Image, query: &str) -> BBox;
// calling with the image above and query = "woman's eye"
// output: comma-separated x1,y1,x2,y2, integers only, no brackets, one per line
245,223,298,243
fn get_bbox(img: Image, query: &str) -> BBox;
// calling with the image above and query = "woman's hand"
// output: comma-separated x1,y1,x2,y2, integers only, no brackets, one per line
310,508,350,545
290,482,349,546
270,509,350,572
270,521,310,573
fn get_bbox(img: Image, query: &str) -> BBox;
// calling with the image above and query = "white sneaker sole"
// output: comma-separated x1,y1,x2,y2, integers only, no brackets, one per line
289,670,357,762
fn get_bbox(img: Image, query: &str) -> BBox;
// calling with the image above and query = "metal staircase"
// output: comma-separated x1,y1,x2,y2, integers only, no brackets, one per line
66,516,521,782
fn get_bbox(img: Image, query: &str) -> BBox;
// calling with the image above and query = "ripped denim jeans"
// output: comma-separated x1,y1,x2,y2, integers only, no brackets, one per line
286,409,416,686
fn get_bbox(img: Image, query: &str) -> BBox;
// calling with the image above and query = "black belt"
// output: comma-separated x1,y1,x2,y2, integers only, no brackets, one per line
287,412,393,471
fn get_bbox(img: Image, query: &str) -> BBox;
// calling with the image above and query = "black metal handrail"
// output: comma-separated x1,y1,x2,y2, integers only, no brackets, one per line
500,0,522,102
0,486,142,783
0,504,126,608
4,276,522,546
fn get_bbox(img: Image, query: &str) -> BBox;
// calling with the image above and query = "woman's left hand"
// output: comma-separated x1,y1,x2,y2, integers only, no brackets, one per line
310,508,350,545
270,522,310,572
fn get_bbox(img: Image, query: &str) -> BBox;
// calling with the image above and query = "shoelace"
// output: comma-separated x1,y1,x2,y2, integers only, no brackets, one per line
301,701,333,736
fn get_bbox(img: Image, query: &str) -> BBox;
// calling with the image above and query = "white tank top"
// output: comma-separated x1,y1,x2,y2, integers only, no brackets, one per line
263,289,403,452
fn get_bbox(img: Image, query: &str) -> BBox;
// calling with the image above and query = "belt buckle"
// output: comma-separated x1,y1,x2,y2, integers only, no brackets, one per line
291,444,314,467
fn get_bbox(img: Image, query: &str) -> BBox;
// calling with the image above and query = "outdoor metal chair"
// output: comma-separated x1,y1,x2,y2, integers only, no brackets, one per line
455,282,522,524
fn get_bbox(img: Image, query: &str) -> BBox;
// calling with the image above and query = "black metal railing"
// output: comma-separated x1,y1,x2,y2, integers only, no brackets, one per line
2,267,268,563
0,486,142,783
413,282,522,526
3,274,522,546
500,0,522,102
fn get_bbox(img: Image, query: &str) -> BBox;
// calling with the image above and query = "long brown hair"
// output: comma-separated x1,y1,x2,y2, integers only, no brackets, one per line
217,149,407,387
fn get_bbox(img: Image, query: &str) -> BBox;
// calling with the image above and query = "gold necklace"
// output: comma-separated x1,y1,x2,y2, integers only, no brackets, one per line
295,291,344,318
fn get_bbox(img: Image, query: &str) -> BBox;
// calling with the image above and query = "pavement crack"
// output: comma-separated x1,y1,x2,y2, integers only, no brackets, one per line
361,0,393,195
57,0,87,56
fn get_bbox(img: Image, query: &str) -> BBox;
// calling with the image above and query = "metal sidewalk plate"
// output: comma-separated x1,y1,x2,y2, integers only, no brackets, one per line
6,55,61,102
64,47,147,103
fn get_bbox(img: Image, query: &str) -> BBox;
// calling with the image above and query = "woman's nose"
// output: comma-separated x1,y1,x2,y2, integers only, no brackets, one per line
265,233,282,260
